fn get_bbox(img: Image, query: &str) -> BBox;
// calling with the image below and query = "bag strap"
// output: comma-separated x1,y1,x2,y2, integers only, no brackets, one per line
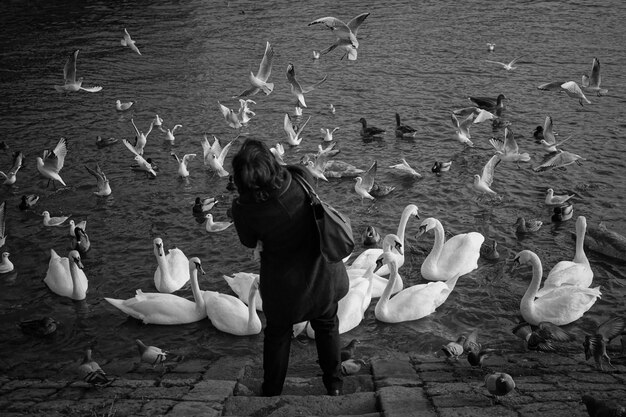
292,171,321,204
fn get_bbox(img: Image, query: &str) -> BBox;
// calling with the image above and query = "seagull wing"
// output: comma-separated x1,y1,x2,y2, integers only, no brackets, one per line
44,137,68,173
542,116,556,145
589,57,601,88
9,151,24,175
537,81,565,91
360,160,377,192
347,12,370,34
485,60,506,68
182,154,197,167
503,127,519,153
295,115,312,136
256,41,274,81
122,138,140,157
489,137,505,153
216,140,233,166
308,16,353,42
481,154,500,186
284,113,296,137
64,50,78,83
301,73,327,94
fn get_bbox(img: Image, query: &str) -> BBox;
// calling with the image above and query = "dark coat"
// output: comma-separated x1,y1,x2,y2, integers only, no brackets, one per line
231,166,349,325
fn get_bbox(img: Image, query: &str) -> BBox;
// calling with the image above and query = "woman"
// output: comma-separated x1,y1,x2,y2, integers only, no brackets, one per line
231,138,349,397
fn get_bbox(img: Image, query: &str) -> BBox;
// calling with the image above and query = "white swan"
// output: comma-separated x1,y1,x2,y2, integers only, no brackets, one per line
375,234,461,323
417,217,484,281
43,249,88,300
153,237,190,293
104,257,207,325
223,272,263,311
349,203,419,276
513,250,601,326
536,216,593,297
203,276,262,336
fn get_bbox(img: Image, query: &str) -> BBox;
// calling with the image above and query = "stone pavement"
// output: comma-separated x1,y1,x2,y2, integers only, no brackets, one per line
0,347,624,417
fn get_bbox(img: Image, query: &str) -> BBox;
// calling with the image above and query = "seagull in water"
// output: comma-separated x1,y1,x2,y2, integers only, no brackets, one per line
85,163,112,196
42,211,70,227
545,188,574,206
164,124,182,143
116,100,134,111
286,63,327,109
121,28,141,55
389,159,421,178
218,101,243,129
320,127,340,142
201,135,233,177
37,137,68,187
308,12,370,61
270,143,286,165
122,139,157,178
473,154,501,196
130,118,154,156
171,152,196,178
237,41,274,97
485,56,524,71
54,50,102,93
0,151,24,185
205,214,233,232
581,57,608,96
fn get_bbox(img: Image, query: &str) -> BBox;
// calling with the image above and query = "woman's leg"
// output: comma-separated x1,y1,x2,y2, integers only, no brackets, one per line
309,302,343,395
261,320,293,396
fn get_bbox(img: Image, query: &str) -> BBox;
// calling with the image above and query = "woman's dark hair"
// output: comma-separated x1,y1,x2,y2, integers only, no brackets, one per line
232,138,285,202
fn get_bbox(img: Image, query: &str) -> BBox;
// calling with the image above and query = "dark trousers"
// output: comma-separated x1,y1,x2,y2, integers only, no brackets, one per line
261,302,343,396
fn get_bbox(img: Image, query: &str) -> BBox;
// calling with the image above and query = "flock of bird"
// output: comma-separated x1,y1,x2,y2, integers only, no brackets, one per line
2,11,623,408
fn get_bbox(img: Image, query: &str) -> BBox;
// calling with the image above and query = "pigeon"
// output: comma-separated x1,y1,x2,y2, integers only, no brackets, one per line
341,339,360,361
583,317,625,370
341,359,366,375
136,339,168,367
78,348,109,386
512,321,573,352
581,394,625,417
484,372,515,398
442,335,466,359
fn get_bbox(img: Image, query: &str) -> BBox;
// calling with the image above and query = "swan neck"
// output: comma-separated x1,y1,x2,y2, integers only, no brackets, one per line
396,206,415,241
522,254,543,305
573,220,587,264
379,263,398,307
189,269,204,310
69,259,84,299
430,220,445,260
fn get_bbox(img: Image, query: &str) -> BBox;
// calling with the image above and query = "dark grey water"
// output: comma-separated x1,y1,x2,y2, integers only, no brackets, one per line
1,0,625,367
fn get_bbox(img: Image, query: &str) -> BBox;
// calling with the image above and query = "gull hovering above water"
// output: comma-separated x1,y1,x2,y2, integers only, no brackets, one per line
85,163,112,196
0,151,23,185
537,81,591,106
201,135,233,177
237,41,274,97
489,127,530,164
485,56,524,71
218,101,243,129
171,152,196,178
540,116,572,153
473,154,501,196
308,12,370,61
533,150,584,172
581,57,608,96
284,113,311,146
286,63,327,109
54,50,102,93
121,28,141,55
37,137,68,187
450,113,474,146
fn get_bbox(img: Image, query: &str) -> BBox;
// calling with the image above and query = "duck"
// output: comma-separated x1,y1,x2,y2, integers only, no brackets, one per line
545,188,574,206
96,136,118,148
223,272,263,311
552,203,574,222
349,204,420,277
205,214,233,232
104,257,207,325
18,316,59,337
358,117,385,137
583,221,626,260
0,252,14,273
468,94,507,114
537,216,593,296
192,197,218,214
416,217,484,281
42,211,70,227
374,234,461,323
19,194,39,210
480,239,500,261
43,249,88,300
532,126,544,143
362,225,380,246
431,161,452,176
512,250,601,326
153,237,190,293
395,113,417,138
514,217,543,234
78,348,109,386
203,275,262,336
71,227,90,255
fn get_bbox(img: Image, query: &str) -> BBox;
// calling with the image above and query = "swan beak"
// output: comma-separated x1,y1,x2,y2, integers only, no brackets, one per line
155,242,163,256
509,257,521,273
415,225,427,238
74,257,84,269
374,256,383,269
195,262,206,275
394,241,404,255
